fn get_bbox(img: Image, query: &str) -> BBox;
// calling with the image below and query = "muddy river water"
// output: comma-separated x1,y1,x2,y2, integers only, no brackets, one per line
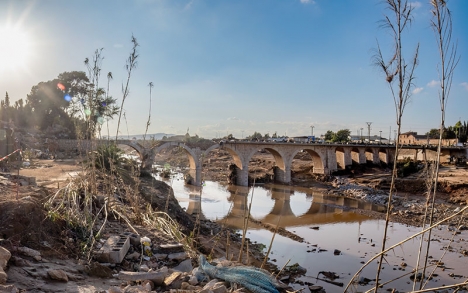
157,172,467,292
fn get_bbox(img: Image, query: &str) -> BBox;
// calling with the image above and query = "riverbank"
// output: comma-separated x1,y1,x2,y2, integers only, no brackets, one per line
2,156,468,292
0,159,284,292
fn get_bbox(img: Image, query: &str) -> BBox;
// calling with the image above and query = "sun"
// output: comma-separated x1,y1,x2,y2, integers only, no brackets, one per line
0,25,32,72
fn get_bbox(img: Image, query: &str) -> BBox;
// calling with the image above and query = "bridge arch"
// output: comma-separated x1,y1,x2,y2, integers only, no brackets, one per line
379,148,388,165
292,148,325,174
204,144,243,168
152,142,201,185
335,146,346,169
351,147,365,164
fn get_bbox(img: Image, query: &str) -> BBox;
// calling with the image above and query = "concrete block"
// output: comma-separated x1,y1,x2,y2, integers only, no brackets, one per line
96,234,130,264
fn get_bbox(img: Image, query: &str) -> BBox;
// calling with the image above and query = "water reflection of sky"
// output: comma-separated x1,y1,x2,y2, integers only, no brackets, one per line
156,174,467,292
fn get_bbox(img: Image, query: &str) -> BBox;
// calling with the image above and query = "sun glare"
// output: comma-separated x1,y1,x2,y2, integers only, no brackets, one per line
0,25,32,72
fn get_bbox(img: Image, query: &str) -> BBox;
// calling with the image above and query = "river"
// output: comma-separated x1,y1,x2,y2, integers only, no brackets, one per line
155,171,467,293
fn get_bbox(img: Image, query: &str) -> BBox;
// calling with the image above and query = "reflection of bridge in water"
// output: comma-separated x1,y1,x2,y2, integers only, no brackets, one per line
185,185,385,229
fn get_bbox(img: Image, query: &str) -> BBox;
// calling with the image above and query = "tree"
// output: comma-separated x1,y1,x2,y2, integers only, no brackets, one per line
426,128,440,139
333,129,351,143
26,79,74,131
324,130,334,142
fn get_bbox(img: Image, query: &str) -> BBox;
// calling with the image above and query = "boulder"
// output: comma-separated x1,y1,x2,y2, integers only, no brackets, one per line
0,247,11,270
47,269,69,282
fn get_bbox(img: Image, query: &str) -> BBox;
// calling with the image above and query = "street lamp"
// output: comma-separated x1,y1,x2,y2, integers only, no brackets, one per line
360,128,363,143
379,130,382,144
310,125,314,137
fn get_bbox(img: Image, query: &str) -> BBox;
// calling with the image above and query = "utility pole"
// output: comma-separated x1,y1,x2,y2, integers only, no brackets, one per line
389,126,391,143
310,125,314,137
366,122,372,143
360,128,363,142
379,130,382,144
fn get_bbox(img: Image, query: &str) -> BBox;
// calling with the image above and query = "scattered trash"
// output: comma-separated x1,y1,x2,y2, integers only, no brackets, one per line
141,236,152,257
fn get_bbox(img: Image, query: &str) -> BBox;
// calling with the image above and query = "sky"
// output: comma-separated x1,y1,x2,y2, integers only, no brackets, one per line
0,0,467,140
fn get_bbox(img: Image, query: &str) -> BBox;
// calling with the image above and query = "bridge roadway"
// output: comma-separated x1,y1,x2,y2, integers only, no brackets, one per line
57,139,467,187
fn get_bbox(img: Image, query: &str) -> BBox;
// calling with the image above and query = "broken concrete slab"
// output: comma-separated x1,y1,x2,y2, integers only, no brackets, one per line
118,267,168,286
163,271,182,286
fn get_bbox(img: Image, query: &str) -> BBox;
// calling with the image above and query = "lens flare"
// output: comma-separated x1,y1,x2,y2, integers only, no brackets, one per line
57,83,66,91
84,109,91,116
97,117,104,125
64,94,72,102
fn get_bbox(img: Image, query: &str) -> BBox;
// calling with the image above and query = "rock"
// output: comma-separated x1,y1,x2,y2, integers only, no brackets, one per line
308,285,323,292
153,253,168,260
139,264,150,272
188,275,198,285
142,280,154,291
0,284,18,293
47,269,69,282
10,256,32,267
358,276,372,285
168,252,187,261
17,247,41,261
0,247,11,270
108,286,123,293
0,270,7,285
200,280,228,293
173,259,193,272
125,251,140,261
123,285,148,293
333,249,341,255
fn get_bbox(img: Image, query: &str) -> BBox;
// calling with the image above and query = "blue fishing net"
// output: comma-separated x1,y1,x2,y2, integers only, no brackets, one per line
199,255,280,293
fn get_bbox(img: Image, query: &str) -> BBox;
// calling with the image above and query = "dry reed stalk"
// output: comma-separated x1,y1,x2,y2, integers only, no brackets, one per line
344,205,468,292
238,179,255,262
261,211,282,269
208,201,234,259
276,259,291,279
421,214,466,289
410,281,468,293
363,264,438,293
226,230,230,260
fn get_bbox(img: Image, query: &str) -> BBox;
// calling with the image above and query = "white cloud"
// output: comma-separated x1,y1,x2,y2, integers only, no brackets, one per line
227,117,239,121
410,1,422,9
300,0,316,4
113,44,123,48
412,87,423,94
461,82,468,91
427,80,440,87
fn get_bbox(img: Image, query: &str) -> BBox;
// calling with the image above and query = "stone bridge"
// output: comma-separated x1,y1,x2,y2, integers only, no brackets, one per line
56,139,467,187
